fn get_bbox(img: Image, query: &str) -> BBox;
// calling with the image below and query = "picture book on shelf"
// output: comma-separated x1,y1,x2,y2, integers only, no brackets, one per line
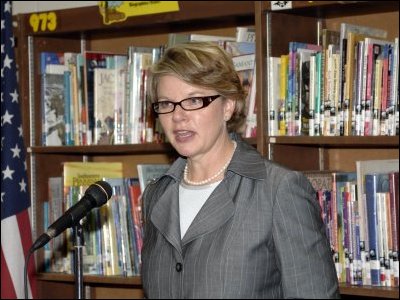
61,162,123,275
137,164,171,193
41,63,68,146
232,53,256,137
94,68,116,145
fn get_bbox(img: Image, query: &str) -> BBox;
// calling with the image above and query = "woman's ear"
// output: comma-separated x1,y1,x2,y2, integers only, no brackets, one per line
223,98,236,121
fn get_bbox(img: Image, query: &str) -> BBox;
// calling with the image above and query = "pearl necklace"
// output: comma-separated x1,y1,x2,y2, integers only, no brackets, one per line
183,141,237,186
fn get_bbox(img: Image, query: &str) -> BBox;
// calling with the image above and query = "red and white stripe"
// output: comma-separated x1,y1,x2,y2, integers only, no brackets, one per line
1,209,37,299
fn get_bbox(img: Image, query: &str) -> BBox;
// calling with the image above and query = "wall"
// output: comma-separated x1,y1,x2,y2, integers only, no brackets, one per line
12,1,96,15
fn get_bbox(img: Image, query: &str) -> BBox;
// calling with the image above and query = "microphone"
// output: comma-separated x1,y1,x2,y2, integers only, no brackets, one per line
30,180,112,252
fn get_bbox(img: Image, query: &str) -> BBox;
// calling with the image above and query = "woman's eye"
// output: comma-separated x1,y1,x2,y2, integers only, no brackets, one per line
189,98,202,105
159,102,172,108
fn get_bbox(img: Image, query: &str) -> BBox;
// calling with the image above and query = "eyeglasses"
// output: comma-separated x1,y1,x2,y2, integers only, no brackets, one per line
152,95,221,114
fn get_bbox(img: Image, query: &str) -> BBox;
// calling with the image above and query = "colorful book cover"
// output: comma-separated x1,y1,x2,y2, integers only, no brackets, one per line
136,163,170,193
224,41,255,56
232,53,256,136
339,23,387,136
41,64,68,146
84,51,115,144
288,42,322,136
94,68,116,145
62,162,123,275
335,172,357,283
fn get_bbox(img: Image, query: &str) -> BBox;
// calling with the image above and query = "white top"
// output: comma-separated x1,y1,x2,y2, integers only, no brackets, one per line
179,181,221,239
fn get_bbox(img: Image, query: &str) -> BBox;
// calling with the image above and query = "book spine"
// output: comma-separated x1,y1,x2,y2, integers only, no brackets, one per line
365,174,381,286
389,172,399,287
64,71,73,145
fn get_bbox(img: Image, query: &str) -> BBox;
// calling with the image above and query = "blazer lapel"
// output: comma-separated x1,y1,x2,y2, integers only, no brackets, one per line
181,181,235,246
150,181,182,254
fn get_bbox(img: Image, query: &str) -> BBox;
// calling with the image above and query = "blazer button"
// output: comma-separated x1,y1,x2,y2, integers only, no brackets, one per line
175,262,183,272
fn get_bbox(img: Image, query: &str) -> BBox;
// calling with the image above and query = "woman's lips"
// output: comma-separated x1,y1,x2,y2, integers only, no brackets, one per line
173,130,195,142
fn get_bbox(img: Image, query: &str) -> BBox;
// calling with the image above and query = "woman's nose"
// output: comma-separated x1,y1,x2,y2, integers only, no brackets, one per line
171,104,187,121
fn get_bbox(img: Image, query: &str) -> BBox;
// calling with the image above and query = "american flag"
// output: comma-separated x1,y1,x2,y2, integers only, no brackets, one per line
1,1,37,298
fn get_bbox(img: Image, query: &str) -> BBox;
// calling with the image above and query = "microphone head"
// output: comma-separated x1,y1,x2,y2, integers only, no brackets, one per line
85,180,113,207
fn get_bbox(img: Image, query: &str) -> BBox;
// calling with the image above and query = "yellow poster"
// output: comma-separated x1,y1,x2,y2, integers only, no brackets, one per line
99,1,180,25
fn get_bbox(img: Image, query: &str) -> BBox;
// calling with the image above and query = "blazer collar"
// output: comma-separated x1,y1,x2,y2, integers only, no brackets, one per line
228,133,266,180
149,134,266,251
164,133,266,182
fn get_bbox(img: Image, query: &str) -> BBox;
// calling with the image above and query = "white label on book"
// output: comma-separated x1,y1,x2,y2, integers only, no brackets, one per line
270,1,292,10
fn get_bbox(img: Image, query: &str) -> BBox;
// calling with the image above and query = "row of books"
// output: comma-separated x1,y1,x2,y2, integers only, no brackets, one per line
40,29,257,146
40,47,164,146
43,162,170,276
268,23,399,137
304,159,399,287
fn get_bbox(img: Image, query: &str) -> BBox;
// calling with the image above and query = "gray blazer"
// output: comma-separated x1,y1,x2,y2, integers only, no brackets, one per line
141,136,340,299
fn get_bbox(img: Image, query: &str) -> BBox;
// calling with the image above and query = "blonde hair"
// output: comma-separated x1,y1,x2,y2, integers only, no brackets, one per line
148,42,247,133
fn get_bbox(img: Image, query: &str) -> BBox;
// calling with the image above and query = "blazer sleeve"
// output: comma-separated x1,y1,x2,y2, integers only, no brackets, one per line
272,170,340,299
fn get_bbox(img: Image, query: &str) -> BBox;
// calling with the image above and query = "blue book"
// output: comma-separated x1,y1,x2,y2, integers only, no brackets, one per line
40,51,63,74
365,173,390,286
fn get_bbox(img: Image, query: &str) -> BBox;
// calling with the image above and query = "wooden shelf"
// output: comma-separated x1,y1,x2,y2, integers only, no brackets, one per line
35,274,399,298
28,143,175,155
37,273,142,286
20,1,254,37
339,284,399,299
28,138,257,154
261,1,399,18
267,136,399,148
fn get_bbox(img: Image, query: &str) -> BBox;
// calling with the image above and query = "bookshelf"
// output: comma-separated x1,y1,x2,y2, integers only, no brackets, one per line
14,1,399,299
15,1,255,299
257,1,399,299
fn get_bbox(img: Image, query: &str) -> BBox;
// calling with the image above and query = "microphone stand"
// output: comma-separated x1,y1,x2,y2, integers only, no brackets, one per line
73,222,85,299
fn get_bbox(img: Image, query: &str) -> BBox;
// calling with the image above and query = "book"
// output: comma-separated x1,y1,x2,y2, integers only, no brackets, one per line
43,201,51,272
167,33,235,48
319,29,340,137
389,171,399,287
268,57,281,136
232,53,256,136
83,51,115,145
137,164,170,193
62,162,123,275
338,23,387,136
236,27,255,43
94,68,116,145
343,31,368,136
287,42,322,136
278,54,289,135
363,38,394,136
335,172,357,283
126,177,143,272
40,52,64,74
303,170,335,244
113,55,129,145
41,63,68,146
390,38,399,136
47,177,65,273
365,173,390,286
355,159,399,285
126,47,155,144
224,41,255,56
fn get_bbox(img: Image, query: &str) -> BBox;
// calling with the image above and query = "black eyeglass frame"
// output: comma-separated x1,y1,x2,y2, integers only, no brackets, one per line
152,94,221,114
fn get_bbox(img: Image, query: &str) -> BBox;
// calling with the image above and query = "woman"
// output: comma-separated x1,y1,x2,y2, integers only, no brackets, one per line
141,42,340,299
